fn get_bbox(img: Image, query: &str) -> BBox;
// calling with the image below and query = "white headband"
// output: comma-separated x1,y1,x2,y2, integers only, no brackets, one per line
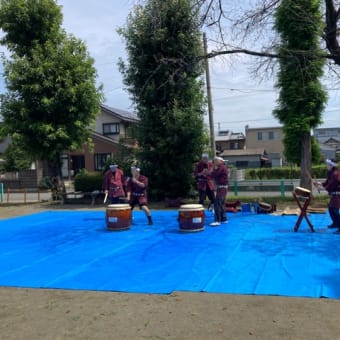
326,159,337,167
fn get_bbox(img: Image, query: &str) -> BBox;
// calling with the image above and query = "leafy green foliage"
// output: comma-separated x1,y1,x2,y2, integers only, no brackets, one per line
283,127,322,165
245,165,327,180
74,171,103,192
274,0,327,152
273,0,327,188
0,0,103,176
119,0,206,199
102,155,135,178
0,0,62,56
2,137,34,171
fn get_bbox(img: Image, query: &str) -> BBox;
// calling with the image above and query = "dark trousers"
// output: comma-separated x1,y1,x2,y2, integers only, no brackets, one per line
198,187,215,206
214,196,226,222
329,207,340,228
110,197,126,204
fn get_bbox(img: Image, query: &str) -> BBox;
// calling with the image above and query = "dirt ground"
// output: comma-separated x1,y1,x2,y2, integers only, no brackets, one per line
0,203,340,340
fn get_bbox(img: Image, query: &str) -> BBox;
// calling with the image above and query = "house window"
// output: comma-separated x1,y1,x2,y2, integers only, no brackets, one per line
94,153,111,171
268,131,279,140
230,142,239,150
103,123,120,135
257,132,263,140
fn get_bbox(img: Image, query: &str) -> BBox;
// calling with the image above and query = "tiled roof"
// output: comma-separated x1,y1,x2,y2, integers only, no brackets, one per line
100,104,139,123
91,130,120,145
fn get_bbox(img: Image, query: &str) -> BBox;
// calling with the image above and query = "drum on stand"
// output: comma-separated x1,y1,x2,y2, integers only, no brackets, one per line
106,204,131,231
292,186,314,232
178,204,205,232
294,186,311,200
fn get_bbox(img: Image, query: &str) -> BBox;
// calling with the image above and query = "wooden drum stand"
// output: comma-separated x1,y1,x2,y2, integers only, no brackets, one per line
292,187,315,232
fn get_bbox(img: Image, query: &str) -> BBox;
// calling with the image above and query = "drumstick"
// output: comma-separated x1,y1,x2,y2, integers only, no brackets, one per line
103,192,108,204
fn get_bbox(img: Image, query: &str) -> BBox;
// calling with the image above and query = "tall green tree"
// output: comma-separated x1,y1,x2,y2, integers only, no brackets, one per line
119,0,206,199
274,0,327,189
0,0,103,184
2,137,34,172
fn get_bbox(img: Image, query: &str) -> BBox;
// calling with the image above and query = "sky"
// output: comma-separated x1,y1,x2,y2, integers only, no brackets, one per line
2,0,340,134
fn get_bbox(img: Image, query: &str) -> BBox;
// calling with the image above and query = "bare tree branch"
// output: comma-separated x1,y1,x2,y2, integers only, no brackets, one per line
204,47,337,61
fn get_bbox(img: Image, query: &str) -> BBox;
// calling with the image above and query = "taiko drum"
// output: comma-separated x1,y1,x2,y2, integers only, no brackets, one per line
294,186,311,198
178,204,205,232
106,204,131,231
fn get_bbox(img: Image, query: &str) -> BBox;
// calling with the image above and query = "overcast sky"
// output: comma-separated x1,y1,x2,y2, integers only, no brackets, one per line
2,0,340,133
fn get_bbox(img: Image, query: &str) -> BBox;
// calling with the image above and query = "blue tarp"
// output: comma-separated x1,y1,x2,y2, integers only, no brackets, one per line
0,209,339,298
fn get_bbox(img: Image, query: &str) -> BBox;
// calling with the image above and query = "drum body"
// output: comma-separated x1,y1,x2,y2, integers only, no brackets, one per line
178,204,205,232
106,204,131,231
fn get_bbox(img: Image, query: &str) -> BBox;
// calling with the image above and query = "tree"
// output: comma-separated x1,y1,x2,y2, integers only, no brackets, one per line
193,0,340,66
283,132,322,166
273,0,327,189
119,0,206,199
2,137,34,172
193,1,334,181
0,0,103,188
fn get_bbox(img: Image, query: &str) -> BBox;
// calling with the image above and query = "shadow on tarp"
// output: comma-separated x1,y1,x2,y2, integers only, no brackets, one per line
0,209,339,299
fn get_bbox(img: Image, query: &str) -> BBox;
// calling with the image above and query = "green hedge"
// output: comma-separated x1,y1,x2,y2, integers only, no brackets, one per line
74,171,104,192
245,165,327,180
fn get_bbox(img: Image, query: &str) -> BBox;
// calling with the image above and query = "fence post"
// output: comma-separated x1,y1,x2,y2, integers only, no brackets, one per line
280,180,285,197
233,180,238,196
0,183,3,203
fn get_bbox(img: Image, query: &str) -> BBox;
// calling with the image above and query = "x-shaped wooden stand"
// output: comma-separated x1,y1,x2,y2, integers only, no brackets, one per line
292,192,315,232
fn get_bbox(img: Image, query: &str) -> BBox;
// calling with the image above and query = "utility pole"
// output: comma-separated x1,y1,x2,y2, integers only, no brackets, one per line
203,33,216,157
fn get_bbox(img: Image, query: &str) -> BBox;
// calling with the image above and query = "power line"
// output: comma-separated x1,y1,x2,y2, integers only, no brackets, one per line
214,118,275,125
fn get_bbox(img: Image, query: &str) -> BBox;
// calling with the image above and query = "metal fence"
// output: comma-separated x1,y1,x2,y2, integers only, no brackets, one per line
229,179,316,197
0,186,51,203
0,179,323,203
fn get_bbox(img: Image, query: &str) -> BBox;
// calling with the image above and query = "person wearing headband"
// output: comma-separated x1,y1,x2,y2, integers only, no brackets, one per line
209,156,228,226
103,164,126,204
126,166,153,225
315,159,340,233
193,153,215,211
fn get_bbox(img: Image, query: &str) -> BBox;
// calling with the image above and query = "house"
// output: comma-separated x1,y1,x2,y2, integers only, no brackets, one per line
0,104,139,188
313,127,340,159
318,142,337,161
220,148,267,168
215,130,245,153
245,126,285,167
314,127,340,140
61,104,139,178
214,126,284,169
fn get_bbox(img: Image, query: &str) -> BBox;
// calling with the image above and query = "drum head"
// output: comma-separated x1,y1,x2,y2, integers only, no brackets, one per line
107,204,130,209
179,204,204,210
